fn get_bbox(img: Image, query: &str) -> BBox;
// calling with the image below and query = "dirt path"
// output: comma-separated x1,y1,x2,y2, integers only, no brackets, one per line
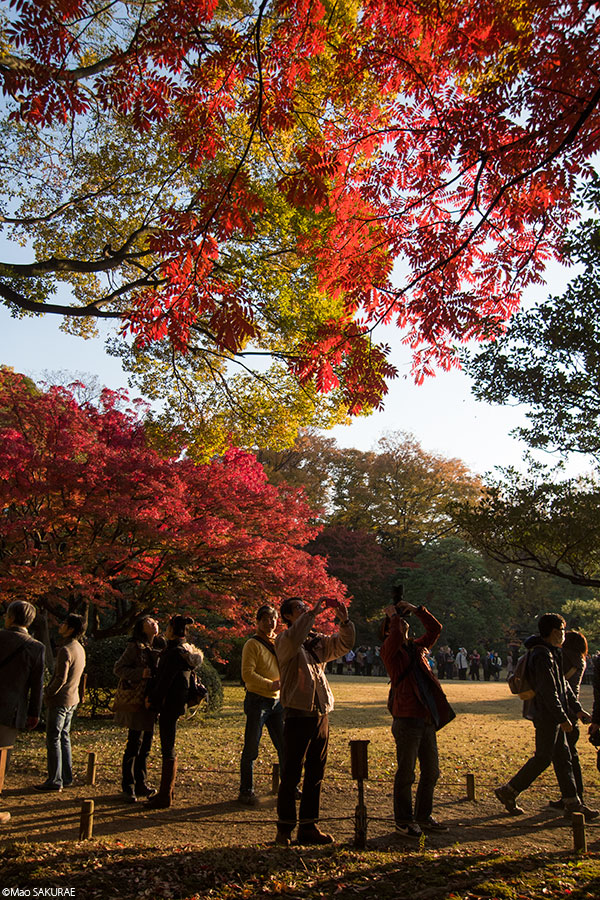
2,679,600,856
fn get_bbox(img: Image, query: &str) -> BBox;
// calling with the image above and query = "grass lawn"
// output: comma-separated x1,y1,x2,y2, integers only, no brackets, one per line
1,678,600,899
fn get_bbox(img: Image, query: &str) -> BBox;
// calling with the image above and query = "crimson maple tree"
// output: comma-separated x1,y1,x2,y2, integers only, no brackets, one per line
0,368,345,638
1,0,599,416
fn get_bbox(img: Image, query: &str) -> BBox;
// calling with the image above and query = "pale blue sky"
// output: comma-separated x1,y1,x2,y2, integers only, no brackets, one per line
0,300,535,477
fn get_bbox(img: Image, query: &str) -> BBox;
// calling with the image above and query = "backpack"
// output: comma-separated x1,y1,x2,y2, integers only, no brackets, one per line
508,651,535,700
187,670,208,708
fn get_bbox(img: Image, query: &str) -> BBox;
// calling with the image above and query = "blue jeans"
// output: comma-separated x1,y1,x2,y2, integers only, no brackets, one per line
392,717,440,824
240,692,284,794
45,705,76,788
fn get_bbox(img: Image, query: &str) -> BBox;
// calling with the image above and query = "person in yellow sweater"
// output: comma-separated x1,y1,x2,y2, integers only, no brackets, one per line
238,605,284,806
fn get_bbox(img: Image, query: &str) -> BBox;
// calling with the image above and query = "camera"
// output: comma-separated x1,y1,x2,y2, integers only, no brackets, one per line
392,584,410,615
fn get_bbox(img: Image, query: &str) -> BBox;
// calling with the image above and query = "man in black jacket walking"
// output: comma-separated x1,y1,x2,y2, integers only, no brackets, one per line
495,613,597,820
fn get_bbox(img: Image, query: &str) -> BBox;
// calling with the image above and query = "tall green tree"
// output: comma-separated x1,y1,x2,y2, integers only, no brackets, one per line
467,179,600,461
456,181,600,589
401,537,511,651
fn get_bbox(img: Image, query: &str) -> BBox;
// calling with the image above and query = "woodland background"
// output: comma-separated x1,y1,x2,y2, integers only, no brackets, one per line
2,0,600,663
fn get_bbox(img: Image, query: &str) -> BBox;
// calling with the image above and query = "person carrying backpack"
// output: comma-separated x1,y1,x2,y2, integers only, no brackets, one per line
494,613,597,820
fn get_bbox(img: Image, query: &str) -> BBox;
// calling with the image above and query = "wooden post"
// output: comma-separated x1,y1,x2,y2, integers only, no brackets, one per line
350,740,369,781
350,740,370,849
86,751,97,786
78,799,94,840
466,772,476,801
271,763,280,795
0,746,12,794
572,812,587,853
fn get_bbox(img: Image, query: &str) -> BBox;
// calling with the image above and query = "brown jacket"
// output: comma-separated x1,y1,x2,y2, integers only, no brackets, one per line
44,639,86,708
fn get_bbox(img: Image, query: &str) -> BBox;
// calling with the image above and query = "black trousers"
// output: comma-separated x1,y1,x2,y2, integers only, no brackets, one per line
122,728,154,792
277,714,329,830
158,713,179,760
509,717,578,800
554,724,584,799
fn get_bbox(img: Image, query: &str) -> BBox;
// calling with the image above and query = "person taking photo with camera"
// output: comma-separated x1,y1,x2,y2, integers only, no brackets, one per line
274,595,355,847
380,589,455,840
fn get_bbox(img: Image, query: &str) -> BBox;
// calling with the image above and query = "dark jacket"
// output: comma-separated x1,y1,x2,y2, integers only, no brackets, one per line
522,634,581,725
113,639,161,730
0,626,45,729
147,640,203,719
381,607,455,730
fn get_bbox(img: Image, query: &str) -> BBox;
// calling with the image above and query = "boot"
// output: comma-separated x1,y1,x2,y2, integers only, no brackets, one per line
494,783,524,815
146,757,177,809
297,823,334,845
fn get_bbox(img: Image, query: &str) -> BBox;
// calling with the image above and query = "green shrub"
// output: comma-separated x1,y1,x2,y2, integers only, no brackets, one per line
82,635,126,717
199,658,224,712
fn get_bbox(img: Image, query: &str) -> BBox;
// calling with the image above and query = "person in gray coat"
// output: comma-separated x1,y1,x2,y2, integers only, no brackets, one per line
0,600,45,824
34,613,86,792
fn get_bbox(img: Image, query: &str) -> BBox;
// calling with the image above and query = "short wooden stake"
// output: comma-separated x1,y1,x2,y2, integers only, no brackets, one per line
79,799,94,840
0,746,12,794
86,751,97,786
271,763,280,795
572,811,586,853
466,772,476,801
350,740,370,849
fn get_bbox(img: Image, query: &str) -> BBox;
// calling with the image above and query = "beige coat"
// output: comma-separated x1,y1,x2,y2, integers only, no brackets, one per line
44,639,86,708
275,610,355,714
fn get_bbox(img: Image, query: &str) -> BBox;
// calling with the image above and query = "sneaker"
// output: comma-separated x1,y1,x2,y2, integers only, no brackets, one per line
549,798,564,810
33,782,62,793
563,801,599,821
494,784,524,815
395,822,423,840
136,785,157,799
122,790,138,803
418,816,448,832
297,824,334,845
238,791,259,807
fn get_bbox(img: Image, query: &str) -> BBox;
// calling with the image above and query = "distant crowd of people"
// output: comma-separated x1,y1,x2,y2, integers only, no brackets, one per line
2,596,600,844
329,644,507,682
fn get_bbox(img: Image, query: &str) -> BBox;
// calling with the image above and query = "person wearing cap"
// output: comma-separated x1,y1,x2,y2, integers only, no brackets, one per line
238,604,284,806
34,613,86,792
381,598,455,840
274,596,354,846
0,600,45,825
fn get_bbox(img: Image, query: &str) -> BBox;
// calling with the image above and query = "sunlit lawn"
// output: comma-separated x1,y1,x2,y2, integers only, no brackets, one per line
2,678,600,899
